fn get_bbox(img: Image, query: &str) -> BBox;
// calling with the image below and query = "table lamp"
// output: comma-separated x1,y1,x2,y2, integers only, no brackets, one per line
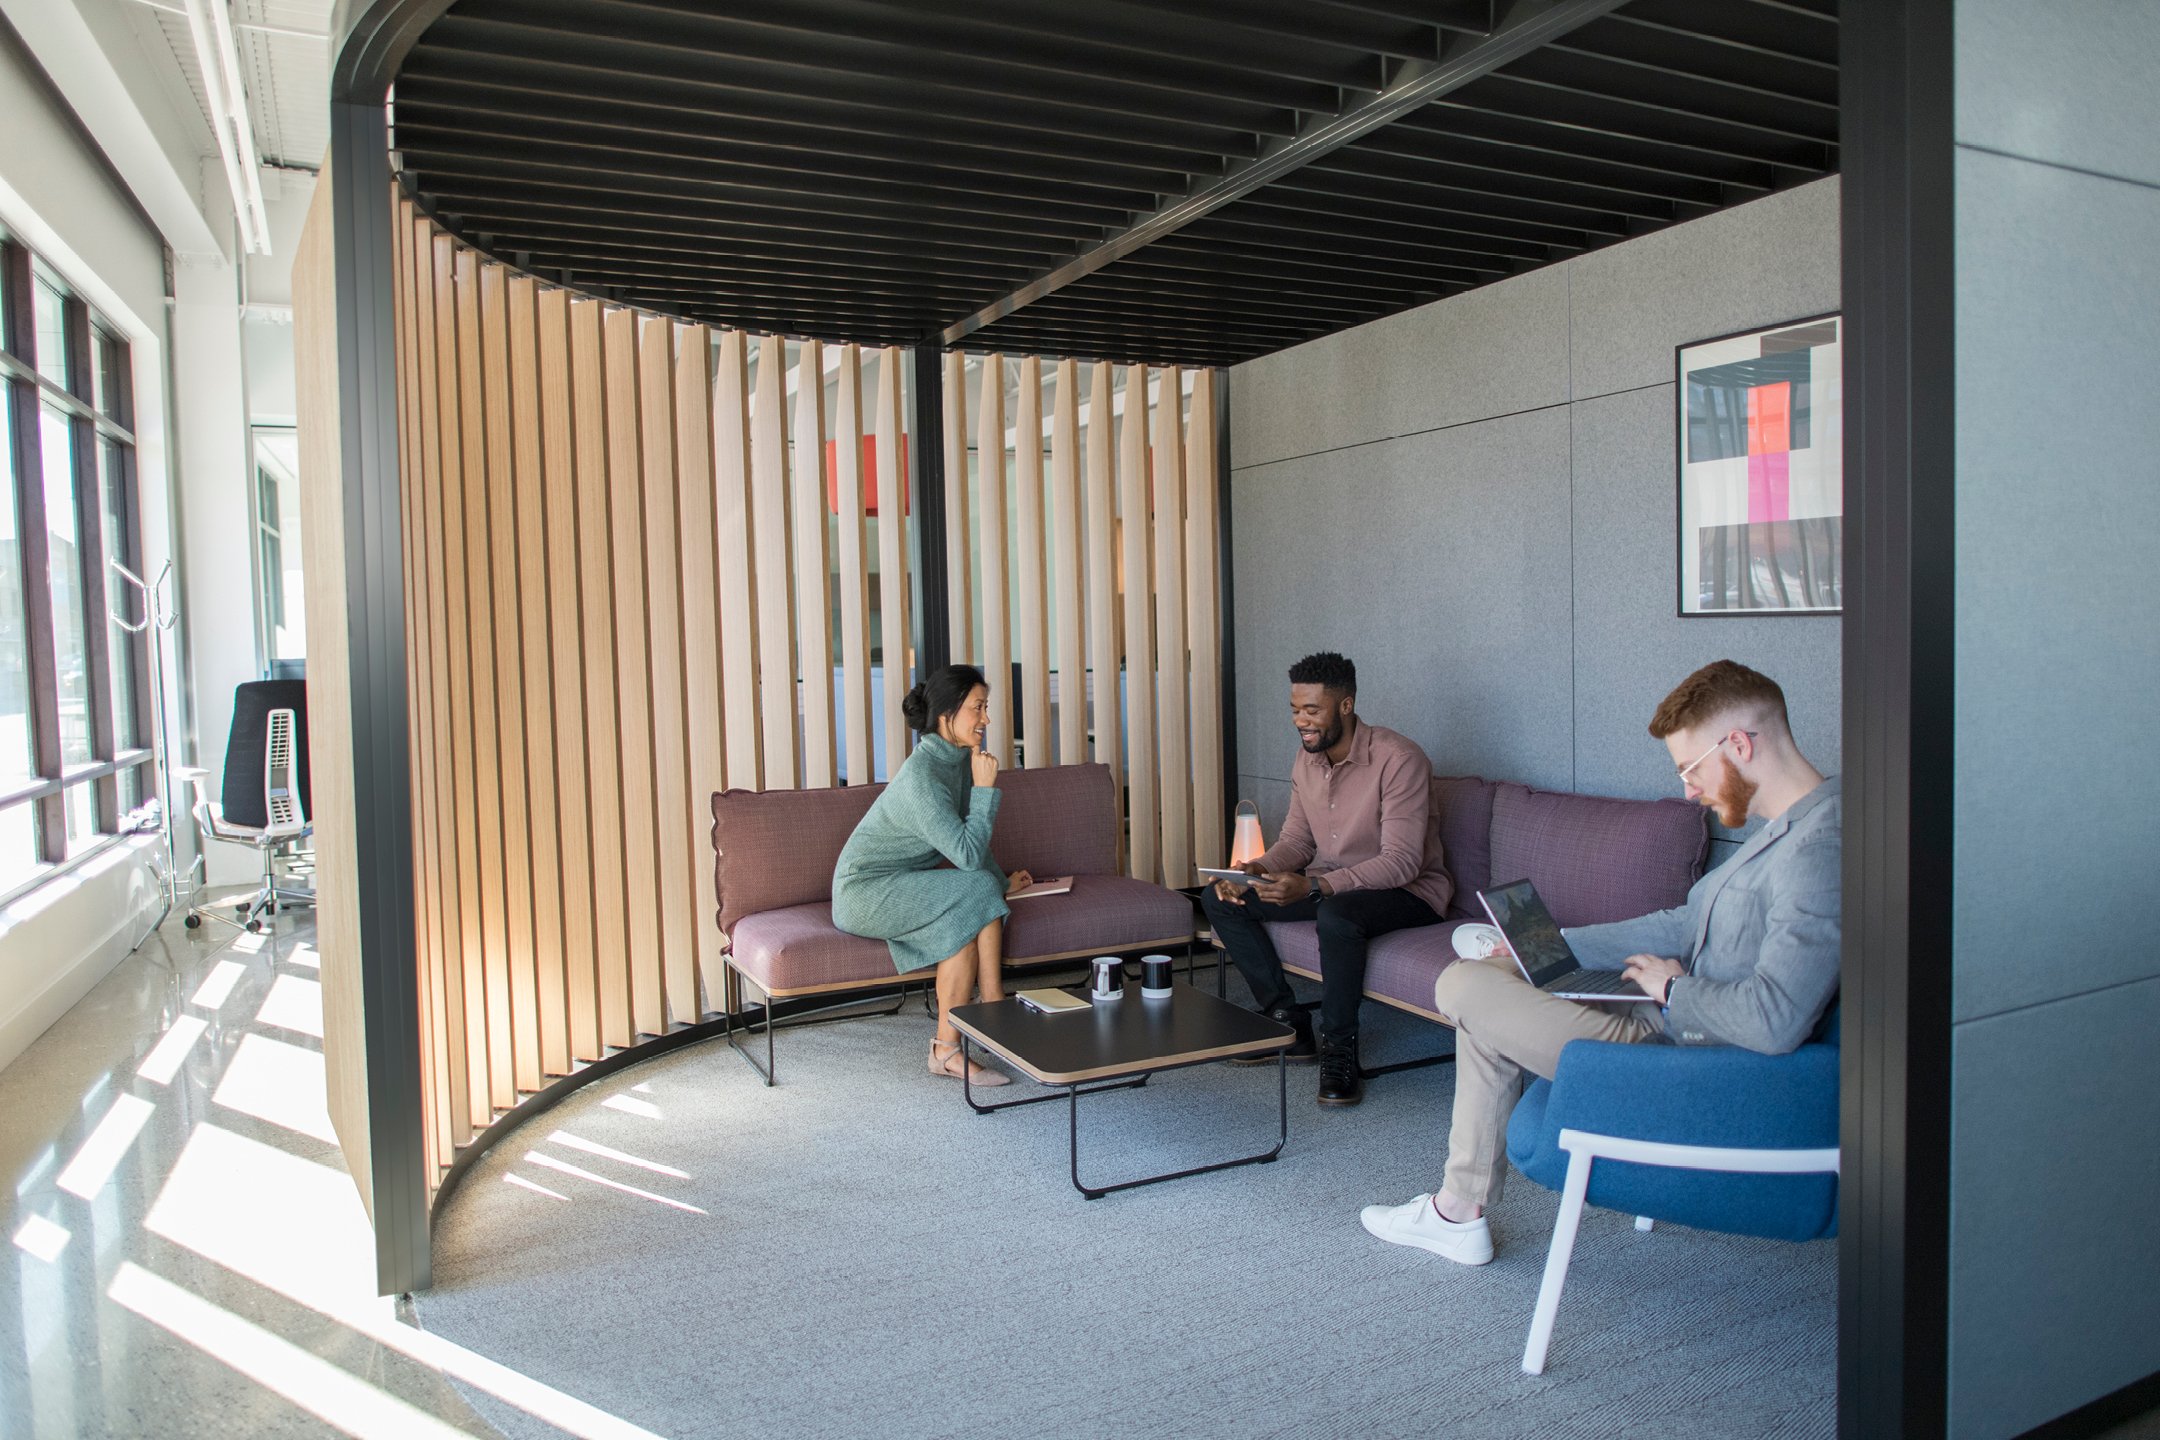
1229,799,1266,867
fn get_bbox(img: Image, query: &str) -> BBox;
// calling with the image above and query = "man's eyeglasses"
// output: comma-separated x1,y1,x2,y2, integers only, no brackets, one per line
1677,731,1756,790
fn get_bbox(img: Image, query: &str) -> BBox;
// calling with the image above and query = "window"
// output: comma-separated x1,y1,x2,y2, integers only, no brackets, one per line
0,239,154,896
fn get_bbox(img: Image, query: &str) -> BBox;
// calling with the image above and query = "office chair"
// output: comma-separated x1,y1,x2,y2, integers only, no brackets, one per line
179,679,315,934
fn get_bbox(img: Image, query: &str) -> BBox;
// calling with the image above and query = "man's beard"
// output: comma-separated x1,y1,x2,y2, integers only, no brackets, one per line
1303,716,1345,752
1710,763,1758,829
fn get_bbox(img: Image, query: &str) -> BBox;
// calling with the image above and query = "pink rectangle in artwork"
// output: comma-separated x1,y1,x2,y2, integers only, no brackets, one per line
1748,449,1791,523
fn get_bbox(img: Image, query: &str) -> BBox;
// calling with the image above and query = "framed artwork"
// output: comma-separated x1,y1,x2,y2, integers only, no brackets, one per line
1675,313,1842,616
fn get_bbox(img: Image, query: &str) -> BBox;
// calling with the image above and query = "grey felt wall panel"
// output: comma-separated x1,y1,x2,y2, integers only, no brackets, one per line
1568,179,1841,403
1951,149,2160,1024
1230,266,1569,471
1229,177,1843,849
1947,977,2160,1440
1231,410,1576,798
1955,0,2160,190
1569,385,1842,839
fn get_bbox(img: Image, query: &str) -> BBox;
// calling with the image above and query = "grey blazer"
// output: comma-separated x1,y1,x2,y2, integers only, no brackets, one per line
1565,777,1841,1054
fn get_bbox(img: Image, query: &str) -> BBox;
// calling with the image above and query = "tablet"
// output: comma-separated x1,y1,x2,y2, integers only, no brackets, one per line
1196,866,1262,888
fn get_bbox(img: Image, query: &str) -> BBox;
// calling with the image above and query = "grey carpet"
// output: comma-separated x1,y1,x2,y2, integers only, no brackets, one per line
415,979,1834,1440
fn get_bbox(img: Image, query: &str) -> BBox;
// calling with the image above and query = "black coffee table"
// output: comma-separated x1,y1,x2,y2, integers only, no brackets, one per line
946,981,1295,1199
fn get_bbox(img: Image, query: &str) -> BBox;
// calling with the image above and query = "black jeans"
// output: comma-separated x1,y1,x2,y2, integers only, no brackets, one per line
1200,883,1441,1042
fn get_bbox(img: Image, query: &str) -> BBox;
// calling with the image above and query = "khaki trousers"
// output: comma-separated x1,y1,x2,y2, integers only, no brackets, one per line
1433,956,1662,1207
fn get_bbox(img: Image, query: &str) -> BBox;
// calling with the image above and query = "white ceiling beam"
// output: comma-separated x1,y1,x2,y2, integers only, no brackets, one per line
0,0,224,257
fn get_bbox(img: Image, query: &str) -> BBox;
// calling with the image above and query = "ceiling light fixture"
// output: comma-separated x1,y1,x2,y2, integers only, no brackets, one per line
181,0,273,256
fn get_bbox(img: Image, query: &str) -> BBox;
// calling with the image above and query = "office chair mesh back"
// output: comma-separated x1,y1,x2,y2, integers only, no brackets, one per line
222,679,311,828
265,709,305,829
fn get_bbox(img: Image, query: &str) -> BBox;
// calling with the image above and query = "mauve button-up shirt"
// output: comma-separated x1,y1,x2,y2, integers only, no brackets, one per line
1258,720,1452,917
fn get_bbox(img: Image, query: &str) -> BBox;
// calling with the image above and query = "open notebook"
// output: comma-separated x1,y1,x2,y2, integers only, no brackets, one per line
1007,875,1074,900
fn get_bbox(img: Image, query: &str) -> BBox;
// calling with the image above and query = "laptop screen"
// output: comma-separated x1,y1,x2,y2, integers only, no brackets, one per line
1477,880,1579,987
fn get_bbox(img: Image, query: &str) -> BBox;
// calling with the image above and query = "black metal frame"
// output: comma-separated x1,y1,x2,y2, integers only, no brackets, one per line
0,235,154,874
1838,0,1955,1433
1670,310,1845,620
957,1030,1288,1200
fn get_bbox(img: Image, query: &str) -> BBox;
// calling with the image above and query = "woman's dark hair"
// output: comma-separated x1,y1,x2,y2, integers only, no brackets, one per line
902,663,989,735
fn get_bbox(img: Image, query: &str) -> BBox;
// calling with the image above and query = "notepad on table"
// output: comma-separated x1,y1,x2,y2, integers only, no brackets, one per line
1015,988,1089,1015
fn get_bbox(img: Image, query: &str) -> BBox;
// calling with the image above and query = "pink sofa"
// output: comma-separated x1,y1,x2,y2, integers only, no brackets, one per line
1257,776,1711,1023
709,763,1197,1079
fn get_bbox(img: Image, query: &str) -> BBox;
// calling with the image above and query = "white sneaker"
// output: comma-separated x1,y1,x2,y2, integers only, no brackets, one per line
1360,1193,1494,1266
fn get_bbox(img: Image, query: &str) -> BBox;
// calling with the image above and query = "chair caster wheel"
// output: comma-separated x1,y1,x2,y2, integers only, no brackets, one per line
264,902,277,915
245,920,263,933
184,914,202,929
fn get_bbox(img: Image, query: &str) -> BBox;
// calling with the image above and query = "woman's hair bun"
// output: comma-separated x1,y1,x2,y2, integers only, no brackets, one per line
900,682,930,732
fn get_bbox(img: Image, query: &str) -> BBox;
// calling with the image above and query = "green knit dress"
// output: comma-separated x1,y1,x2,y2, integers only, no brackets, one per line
830,733,1010,974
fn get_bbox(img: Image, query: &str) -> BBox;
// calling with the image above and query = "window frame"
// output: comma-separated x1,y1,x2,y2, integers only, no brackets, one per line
0,236,155,902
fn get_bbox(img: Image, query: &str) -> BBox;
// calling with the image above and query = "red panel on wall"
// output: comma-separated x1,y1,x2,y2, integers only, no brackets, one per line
825,436,910,516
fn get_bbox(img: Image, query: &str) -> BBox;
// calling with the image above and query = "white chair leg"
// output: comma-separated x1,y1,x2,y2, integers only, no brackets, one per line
1523,1150,1594,1375
1635,1216,1654,1232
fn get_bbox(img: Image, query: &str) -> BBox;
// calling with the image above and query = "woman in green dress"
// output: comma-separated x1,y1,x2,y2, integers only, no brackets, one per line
831,665,1033,1086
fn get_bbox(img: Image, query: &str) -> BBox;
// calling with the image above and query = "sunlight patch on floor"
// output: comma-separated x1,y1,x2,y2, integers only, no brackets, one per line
213,1034,337,1145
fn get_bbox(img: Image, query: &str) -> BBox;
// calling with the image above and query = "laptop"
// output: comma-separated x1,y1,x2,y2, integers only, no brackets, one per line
1475,879,1656,1003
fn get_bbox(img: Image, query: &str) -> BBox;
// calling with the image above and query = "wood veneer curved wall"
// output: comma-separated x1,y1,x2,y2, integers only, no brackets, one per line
378,200,1225,1189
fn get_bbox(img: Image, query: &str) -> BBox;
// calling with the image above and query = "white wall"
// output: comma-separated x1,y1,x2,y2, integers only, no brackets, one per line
0,12,181,1072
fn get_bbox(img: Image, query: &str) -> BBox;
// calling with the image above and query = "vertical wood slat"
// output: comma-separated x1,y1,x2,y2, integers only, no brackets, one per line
712,332,761,790
1186,367,1225,868
412,217,472,1147
1153,368,1192,891
453,249,513,1113
1119,365,1159,884
480,263,542,1096
833,345,874,785
1051,358,1086,769
1012,355,1050,767
603,307,665,1039
390,201,445,1175
942,350,971,667
433,236,487,1130
506,276,569,1078
975,356,1012,766
674,326,729,1001
1085,361,1121,807
638,317,697,1027
751,335,799,789
569,299,632,1050
792,339,837,788
537,289,601,1064
875,347,911,775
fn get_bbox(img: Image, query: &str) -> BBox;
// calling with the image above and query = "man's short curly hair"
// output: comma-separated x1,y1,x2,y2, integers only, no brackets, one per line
1287,651,1357,698
1649,659,1788,739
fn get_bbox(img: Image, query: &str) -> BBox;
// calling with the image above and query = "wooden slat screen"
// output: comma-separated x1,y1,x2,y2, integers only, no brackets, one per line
381,210,1227,1192
943,355,1226,887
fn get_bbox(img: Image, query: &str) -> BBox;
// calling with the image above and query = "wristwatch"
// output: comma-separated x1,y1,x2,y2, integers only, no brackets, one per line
1661,976,1678,1009
1311,873,1331,898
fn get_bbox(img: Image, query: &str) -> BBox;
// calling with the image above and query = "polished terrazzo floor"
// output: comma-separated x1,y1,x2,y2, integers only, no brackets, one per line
0,895,513,1439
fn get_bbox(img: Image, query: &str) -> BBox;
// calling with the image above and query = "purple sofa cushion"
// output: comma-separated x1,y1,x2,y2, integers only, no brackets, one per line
727,876,1195,997
989,764,1120,879
1006,875,1195,960
712,783,883,937
712,763,1125,938
1432,775,1496,920
1486,782,1709,929
729,903,898,996
1264,918,1469,1019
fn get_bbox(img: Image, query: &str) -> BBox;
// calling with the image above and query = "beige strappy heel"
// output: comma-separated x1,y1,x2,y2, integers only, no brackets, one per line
930,1038,1010,1087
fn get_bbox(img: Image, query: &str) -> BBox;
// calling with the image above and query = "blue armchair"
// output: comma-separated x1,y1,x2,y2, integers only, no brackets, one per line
1504,1011,1839,1374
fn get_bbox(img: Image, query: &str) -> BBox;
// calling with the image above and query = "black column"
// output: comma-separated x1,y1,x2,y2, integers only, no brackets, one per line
1839,1,1955,1434
330,99,431,1297
912,344,951,675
